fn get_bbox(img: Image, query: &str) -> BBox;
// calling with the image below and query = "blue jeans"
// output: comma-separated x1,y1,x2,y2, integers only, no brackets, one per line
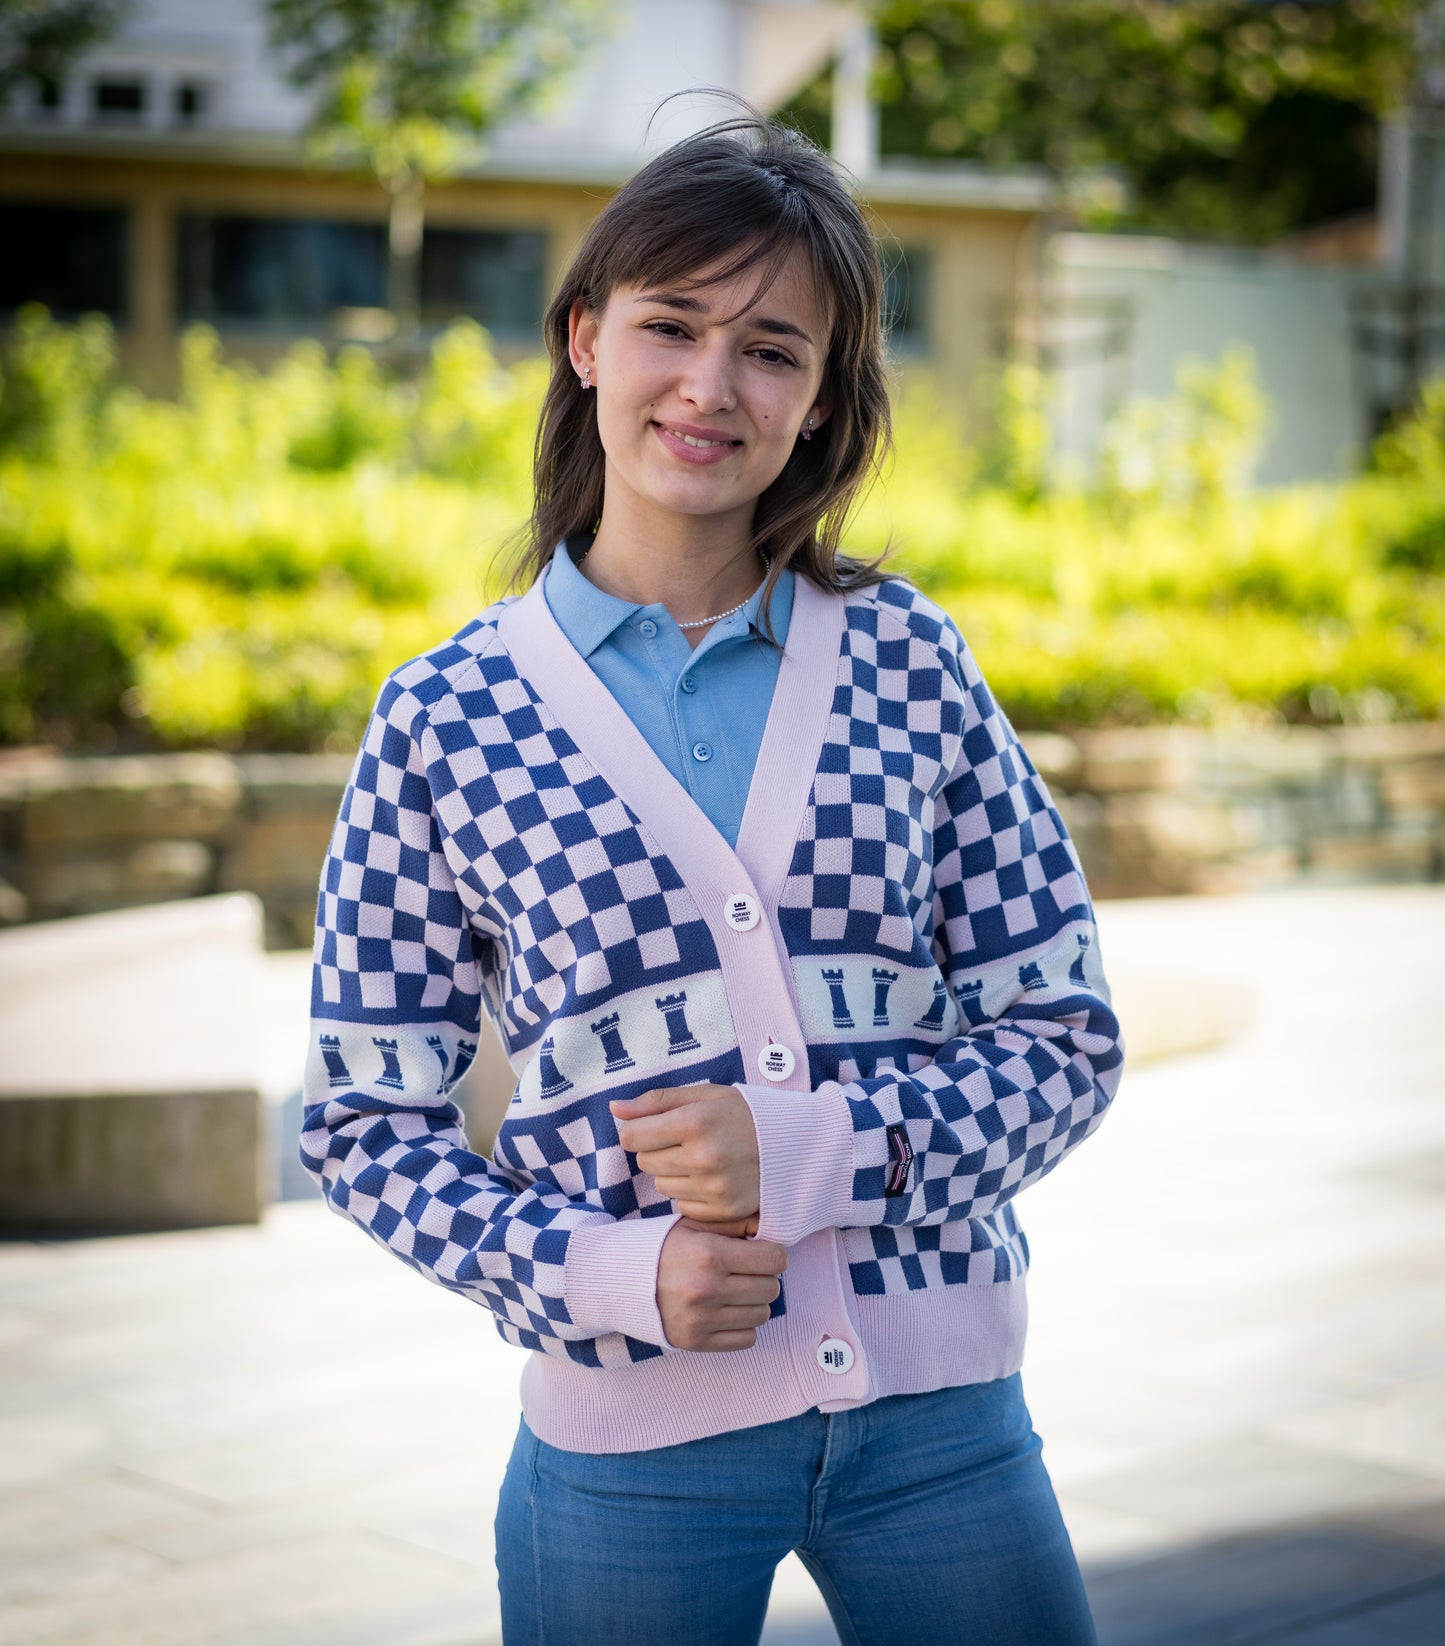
495,1374,1097,1646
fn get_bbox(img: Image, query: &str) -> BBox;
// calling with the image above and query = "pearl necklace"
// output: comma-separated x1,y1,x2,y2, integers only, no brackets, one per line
574,544,767,630
674,600,749,630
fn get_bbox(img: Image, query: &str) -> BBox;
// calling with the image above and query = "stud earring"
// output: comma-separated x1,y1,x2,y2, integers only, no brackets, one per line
580,365,592,390
801,417,814,442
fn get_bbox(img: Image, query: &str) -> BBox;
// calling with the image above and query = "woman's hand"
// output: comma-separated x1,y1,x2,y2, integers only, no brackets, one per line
610,1083,760,1225
655,1218,787,1351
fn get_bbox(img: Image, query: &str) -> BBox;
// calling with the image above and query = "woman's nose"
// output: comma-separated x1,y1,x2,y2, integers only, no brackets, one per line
677,341,737,413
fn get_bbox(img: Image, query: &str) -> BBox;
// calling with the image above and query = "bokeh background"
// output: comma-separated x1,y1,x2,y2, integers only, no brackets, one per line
1,3,1443,1643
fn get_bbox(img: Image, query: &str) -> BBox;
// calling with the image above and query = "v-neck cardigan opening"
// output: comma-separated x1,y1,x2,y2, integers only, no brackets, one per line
497,569,843,1100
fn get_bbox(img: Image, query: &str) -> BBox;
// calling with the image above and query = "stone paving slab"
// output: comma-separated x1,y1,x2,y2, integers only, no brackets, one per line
0,886,1442,1645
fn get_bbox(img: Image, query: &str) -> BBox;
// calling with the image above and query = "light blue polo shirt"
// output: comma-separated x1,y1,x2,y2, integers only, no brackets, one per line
543,539,794,849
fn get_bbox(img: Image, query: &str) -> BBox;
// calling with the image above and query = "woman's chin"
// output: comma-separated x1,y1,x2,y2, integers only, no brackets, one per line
632,472,759,521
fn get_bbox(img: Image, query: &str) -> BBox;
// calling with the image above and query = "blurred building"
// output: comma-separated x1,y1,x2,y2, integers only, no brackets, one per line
1041,90,1435,487
0,0,1053,396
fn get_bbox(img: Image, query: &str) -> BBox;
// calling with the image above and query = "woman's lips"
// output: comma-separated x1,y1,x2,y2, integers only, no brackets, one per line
651,421,743,466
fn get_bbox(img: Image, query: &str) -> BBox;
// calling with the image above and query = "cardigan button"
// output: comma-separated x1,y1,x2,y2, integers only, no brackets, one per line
756,1041,795,1082
723,893,759,931
817,1338,855,1375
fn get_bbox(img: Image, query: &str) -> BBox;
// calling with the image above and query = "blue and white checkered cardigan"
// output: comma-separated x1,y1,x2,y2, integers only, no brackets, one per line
302,568,1124,1454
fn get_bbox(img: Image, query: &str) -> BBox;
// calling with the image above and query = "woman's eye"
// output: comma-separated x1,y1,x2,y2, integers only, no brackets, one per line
753,346,797,368
644,320,689,339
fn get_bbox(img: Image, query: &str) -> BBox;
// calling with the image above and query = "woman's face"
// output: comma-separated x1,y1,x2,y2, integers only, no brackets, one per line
568,247,832,537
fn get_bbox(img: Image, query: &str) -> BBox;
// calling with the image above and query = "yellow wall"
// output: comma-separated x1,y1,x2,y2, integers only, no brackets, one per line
868,202,1038,430
0,150,1037,406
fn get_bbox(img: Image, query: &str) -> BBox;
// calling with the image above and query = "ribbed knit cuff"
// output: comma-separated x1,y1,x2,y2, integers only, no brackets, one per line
562,1212,682,1350
735,1083,856,1247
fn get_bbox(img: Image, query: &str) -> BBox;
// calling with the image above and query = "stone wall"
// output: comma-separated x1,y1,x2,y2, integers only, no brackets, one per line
1,722,1442,943
0,750,353,948
1029,722,1445,898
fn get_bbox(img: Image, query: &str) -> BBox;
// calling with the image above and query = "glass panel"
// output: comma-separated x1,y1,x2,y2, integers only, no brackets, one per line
176,214,387,323
419,227,546,337
92,79,145,119
0,203,128,319
884,245,931,350
174,82,208,126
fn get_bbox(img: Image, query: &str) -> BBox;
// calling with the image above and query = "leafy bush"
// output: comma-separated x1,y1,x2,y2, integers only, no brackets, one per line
2,311,1442,751
1096,346,1272,510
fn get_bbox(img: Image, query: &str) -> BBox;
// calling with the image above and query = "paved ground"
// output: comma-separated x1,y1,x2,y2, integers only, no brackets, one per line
1,885,1442,1645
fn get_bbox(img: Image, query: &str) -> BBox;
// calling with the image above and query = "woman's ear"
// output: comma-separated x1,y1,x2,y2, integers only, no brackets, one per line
568,297,598,382
806,396,833,433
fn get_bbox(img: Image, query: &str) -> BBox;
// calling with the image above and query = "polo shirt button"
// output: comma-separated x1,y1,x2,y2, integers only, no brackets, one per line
757,1041,795,1082
639,619,658,638
680,676,697,693
691,741,713,763
817,1338,855,1375
723,893,759,931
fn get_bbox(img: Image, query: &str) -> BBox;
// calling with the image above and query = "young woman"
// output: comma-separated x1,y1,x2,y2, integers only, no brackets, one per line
303,115,1123,1646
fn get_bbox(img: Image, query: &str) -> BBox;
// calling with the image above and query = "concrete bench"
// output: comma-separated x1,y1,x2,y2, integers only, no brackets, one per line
0,894,266,1233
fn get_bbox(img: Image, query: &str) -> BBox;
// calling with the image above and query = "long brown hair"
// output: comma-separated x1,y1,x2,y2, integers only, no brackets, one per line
500,111,895,634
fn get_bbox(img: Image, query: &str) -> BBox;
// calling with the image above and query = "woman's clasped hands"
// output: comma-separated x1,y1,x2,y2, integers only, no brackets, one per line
610,1083,786,1353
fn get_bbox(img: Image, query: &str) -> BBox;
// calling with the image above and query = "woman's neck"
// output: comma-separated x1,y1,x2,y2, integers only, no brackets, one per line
578,503,767,632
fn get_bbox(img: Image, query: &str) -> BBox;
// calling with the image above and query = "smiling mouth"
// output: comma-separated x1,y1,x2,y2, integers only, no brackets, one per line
654,422,742,450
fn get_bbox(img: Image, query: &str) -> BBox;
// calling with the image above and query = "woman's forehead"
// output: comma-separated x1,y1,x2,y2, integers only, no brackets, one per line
616,243,830,328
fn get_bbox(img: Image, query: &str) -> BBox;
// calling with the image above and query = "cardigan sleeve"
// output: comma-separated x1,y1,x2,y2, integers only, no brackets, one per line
301,676,675,1359
737,613,1124,1248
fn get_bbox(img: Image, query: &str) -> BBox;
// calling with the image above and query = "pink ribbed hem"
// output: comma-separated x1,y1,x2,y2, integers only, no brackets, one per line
562,1212,681,1349
523,1226,1028,1454
737,1083,855,1248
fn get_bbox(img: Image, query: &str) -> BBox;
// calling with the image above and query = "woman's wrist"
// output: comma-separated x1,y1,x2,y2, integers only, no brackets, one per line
734,1082,856,1246
562,1212,682,1349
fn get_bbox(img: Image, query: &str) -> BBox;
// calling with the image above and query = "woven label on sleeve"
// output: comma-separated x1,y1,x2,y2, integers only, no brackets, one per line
885,1123,914,1197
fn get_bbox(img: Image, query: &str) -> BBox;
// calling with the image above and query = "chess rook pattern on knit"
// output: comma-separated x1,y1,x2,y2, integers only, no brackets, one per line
301,570,1124,1445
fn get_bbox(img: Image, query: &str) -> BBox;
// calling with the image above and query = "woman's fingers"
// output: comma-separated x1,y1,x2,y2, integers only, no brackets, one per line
620,1088,762,1224
666,1191,753,1222
695,1329,762,1353
655,1224,786,1351
712,1273,782,1307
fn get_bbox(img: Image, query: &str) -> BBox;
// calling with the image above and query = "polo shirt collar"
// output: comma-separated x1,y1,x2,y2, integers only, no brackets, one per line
544,536,792,658
545,535,639,658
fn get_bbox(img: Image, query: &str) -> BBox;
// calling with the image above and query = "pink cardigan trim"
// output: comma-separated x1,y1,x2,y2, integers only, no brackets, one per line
522,1264,1029,1454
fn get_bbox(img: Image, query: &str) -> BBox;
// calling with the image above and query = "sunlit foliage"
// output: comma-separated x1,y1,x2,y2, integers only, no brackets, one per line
785,0,1418,240
2,310,1442,751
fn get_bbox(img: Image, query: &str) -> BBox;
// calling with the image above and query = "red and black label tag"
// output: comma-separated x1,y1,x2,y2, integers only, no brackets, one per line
885,1123,914,1197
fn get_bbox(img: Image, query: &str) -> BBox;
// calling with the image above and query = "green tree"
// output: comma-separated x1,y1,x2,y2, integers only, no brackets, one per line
0,0,130,102
266,0,600,342
787,0,1422,241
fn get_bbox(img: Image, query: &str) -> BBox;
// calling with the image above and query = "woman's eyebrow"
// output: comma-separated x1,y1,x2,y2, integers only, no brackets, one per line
634,289,814,347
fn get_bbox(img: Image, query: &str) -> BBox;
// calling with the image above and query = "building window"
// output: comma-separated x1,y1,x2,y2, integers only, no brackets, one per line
35,77,63,116
91,78,146,124
0,203,128,319
176,214,386,323
173,81,208,127
884,245,931,352
420,227,545,337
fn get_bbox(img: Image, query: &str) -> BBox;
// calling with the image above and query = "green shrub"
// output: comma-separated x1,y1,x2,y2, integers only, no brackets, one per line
0,305,117,465
1096,346,1272,511
2,314,1442,751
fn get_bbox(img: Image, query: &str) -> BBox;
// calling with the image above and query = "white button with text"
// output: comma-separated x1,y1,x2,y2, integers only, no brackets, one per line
756,1041,796,1082
817,1338,855,1375
724,893,759,931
